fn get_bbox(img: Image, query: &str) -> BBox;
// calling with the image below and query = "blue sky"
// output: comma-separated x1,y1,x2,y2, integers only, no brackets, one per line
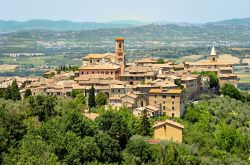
1,0,250,23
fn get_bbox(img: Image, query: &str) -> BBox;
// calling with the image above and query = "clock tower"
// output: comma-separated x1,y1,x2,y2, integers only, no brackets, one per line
115,38,126,73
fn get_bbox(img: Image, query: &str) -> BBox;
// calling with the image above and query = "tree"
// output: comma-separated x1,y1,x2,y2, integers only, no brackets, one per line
139,109,153,137
206,72,218,88
221,83,242,101
194,71,218,88
74,93,86,106
156,141,198,165
3,85,11,100
214,123,245,153
28,95,57,121
156,58,165,64
88,85,96,109
80,136,101,163
94,133,121,163
96,110,130,149
0,89,4,98
10,80,21,101
65,110,96,138
123,135,155,164
69,89,82,98
3,134,60,165
0,99,27,164
95,93,107,107
24,89,32,99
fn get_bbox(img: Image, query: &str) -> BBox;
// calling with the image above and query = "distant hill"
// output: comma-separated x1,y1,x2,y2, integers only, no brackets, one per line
0,19,150,33
208,17,250,26
1,23,249,44
1,18,250,33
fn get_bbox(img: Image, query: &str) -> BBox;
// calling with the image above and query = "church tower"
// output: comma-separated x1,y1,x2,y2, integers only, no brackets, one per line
115,38,126,73
209,46,218,62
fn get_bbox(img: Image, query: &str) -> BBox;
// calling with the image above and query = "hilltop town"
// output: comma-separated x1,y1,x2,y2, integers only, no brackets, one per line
0,38,239,142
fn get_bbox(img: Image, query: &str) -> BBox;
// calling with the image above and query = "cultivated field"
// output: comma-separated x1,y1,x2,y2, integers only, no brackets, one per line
238,73,250,82
0,65,18,72
217,54,240,64
242,58,250,65
231,48,250,51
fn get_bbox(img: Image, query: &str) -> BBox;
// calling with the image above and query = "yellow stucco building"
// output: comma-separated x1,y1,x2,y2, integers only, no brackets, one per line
153,120,184,143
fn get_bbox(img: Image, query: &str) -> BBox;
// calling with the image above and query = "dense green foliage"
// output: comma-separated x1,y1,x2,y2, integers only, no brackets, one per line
0,93,250,164
24,89,32,99
95,92,108,107
57,65,79,72
156,58,165,64
221,83,243,100
1,80,21,101
183,96,250,164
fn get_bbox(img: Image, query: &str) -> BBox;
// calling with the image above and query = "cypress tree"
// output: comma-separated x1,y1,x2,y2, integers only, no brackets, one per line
139,109,153,137
11,80,21,101
88,85,96,109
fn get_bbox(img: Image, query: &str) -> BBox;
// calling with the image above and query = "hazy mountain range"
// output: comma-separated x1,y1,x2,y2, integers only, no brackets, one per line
0,20,149,33
0,18,250,33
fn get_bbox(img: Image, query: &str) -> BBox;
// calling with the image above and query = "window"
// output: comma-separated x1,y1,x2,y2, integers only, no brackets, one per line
118,89,120,93
171,96,175,99
119,42,122,48
155,95,157,98
163,106,166,110
163,95,166,99
154,101,157,104
172,106,174,111
163,101,166,104
172,113,174,117
92,72,94,74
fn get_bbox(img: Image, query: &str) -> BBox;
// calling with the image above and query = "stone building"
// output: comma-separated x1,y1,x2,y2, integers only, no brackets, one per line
148,88,185,118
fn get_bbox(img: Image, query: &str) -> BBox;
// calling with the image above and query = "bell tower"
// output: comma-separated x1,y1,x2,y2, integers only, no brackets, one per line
209,46,218,62
115,38,125,73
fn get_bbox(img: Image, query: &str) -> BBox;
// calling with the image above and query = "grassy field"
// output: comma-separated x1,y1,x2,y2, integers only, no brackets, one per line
238,72,250,82
0,55,82,67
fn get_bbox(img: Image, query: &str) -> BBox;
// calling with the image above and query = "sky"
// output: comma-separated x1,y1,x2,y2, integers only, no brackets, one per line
0,0,250,23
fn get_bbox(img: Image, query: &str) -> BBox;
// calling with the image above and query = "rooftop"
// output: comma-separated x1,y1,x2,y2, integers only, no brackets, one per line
153,120,184,129
83,53,115,59
149,88,182,94
79,63,120,70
